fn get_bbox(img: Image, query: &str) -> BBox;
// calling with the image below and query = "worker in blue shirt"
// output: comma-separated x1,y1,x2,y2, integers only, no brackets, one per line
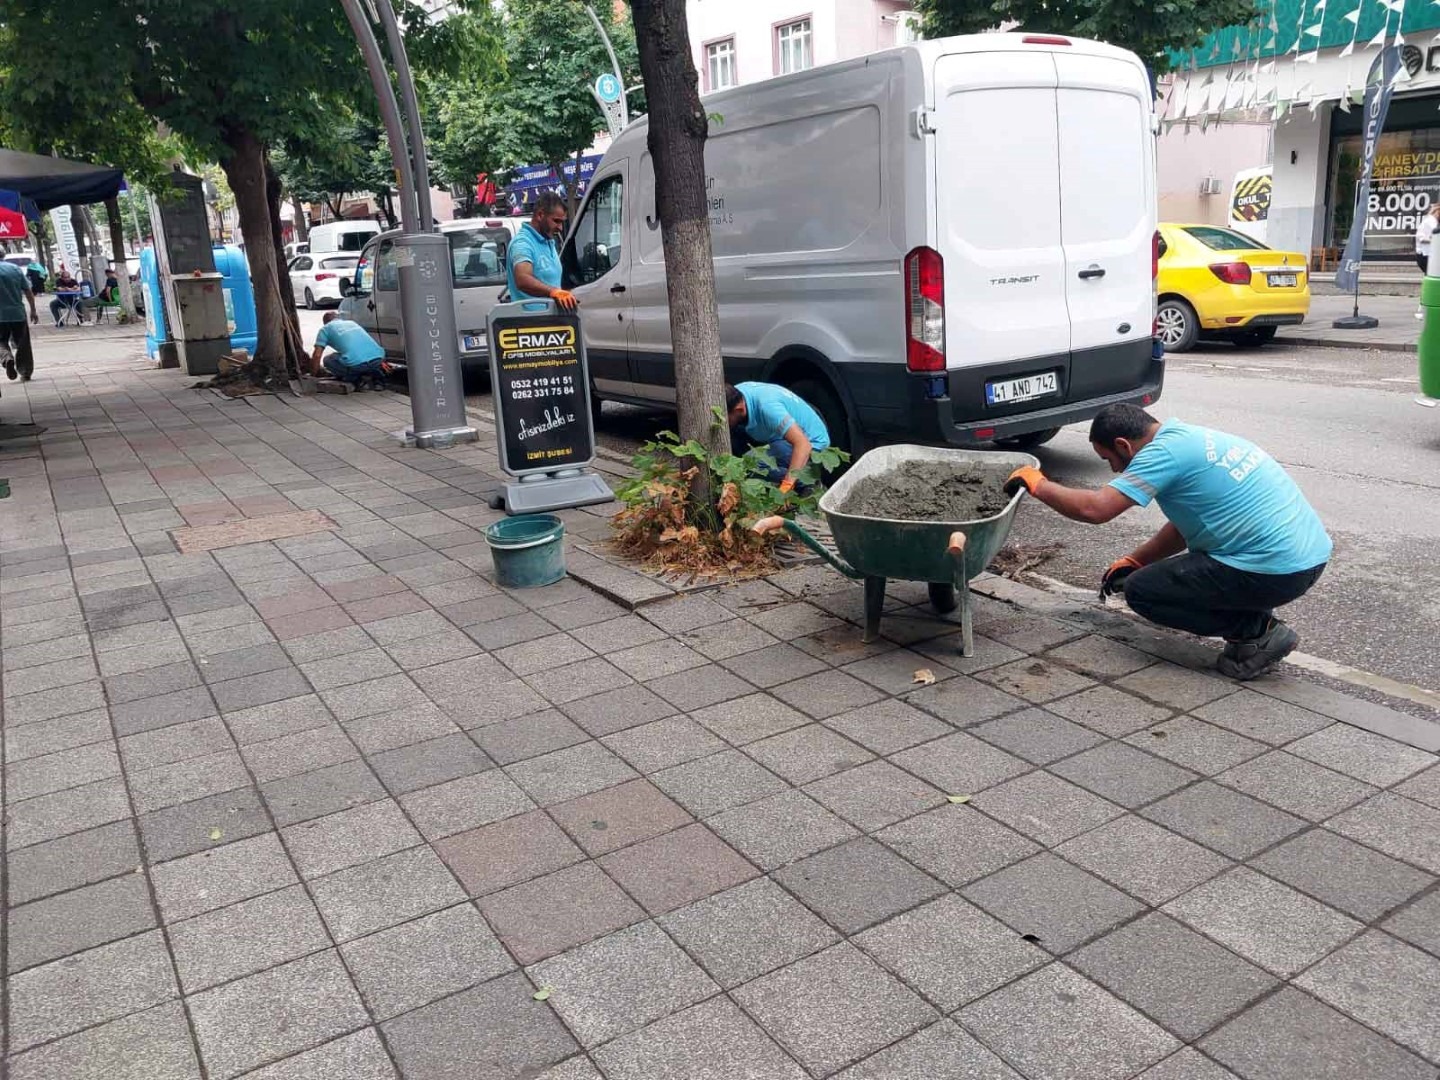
726,381,830,494
310,312,385,382
507,192,578,310
1004,403,1331,681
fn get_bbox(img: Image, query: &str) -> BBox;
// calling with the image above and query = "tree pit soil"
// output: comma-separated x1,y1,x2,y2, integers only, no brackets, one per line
839,461,1014,522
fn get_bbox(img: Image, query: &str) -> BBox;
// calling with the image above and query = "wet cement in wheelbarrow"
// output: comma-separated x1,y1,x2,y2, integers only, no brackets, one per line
840,461,1013,522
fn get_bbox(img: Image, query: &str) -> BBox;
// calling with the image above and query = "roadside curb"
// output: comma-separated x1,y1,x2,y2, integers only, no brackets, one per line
1276,334,1414,353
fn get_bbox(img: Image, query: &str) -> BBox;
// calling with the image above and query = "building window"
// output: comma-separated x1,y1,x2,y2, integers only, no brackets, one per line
776,18,813,75
706,38,737,90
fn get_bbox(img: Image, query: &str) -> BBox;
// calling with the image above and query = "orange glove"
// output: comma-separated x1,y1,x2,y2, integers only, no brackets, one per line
549,288,578,310
778,476,796,494
1003,465,1046,497
1100,555,1144,598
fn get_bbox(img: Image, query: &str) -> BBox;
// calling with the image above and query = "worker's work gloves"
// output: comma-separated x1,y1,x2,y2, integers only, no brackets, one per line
1099,555,1144,599
1003,465,1046,497
549,288,578,310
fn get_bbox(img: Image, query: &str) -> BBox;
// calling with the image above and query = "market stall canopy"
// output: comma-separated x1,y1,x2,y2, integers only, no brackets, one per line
0,205,27,239
0,147,124,211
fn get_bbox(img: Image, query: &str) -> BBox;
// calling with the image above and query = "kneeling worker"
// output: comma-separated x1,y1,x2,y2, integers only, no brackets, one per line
1005,404,1330,680
310,312,385,383
725,382,829,494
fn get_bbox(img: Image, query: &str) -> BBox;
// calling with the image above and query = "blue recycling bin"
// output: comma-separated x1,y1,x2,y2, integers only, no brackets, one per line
140,243,258,359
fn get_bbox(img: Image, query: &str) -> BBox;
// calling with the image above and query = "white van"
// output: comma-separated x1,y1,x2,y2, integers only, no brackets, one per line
308,220,381,257
561,32,1161,451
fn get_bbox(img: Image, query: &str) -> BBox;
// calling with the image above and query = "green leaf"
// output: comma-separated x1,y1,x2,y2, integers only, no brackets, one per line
532,987,552,1001
946,794,971,805
208,826,223,840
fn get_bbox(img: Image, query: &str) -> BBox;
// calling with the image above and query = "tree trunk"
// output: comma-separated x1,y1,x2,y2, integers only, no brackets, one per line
103,195,136,318
221,126,302,381
631,0,729,500
71,206,88,259
265,153,303,338
290,195,309,242
325,196,343,221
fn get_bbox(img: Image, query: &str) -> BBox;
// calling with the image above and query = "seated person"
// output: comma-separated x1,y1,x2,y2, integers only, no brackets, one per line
81,268,121,315
310,311,385,382
48,269,83,326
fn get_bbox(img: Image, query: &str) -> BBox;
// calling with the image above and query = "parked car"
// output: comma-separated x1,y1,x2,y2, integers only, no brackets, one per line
558,32,1161,453
1155,223,1309,352
338,220,512,382
289,253,358,309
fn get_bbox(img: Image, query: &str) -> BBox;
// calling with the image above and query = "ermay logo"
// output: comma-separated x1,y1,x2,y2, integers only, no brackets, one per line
498,325,576,352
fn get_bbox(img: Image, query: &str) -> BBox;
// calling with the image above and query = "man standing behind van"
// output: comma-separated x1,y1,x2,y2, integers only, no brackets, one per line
726,382,830,493
507,192,578,310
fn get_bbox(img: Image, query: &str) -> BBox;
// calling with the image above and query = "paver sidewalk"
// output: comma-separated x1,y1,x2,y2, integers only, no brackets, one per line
3,336,1440,1080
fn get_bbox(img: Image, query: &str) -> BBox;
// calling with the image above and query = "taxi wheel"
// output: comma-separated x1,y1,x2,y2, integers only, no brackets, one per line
1234,326,1277,347
1156,298,1198,352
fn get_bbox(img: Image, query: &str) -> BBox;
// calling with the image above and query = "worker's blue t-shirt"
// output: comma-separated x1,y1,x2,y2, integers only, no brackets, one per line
314,319,384,369
0,262,30,323
1109,419,1331,575
506,222,562,299
737,382,830,451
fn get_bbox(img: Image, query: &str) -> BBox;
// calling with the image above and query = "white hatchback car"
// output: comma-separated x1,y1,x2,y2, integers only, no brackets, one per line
288,253,358,309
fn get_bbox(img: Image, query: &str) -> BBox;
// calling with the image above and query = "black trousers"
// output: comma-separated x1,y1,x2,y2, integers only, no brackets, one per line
1123,552,1325,641
0,320,33,379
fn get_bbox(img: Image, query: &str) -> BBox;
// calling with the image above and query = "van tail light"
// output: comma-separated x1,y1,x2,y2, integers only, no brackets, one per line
1023,35,1072,46
904,246,945,373
314,273,337,281
1209,262,1252,285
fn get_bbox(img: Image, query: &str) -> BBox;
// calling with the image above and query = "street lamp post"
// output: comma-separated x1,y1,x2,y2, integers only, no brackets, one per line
338,0,475,448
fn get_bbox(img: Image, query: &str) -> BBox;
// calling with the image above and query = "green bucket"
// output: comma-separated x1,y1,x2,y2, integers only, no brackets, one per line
485,514,566,588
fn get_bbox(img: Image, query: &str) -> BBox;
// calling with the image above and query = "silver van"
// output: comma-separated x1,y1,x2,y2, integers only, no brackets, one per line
339,219,512,381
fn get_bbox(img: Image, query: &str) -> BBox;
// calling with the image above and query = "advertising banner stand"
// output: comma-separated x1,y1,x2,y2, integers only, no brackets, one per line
485,299,615,515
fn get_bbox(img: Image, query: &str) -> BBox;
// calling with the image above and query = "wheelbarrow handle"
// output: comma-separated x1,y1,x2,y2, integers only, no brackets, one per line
947,531,967,558
751,517,864,580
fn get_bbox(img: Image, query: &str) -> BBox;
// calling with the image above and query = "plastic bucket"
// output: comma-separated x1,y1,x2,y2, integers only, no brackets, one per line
485,514,566,588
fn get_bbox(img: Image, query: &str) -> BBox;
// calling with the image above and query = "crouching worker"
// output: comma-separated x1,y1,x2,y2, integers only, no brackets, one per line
1004,404,1331,681
310,312,386,386
724,381,830,495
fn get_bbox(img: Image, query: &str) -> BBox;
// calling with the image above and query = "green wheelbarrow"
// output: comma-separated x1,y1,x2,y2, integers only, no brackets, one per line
754,444,1039,657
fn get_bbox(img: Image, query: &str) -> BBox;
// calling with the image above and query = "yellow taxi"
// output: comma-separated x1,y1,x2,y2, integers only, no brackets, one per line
1155,223,1310,352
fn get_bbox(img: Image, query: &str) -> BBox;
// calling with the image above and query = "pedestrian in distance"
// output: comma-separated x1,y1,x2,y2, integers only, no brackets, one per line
1416,204,1440,318
724,381,830,494
48,267,80,326
506,191,579,311
0,258,40,391
310,311,386,387
1004,404,1331,681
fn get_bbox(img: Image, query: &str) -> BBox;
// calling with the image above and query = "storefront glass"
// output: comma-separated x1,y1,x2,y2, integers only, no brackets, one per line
1328,93,1440,260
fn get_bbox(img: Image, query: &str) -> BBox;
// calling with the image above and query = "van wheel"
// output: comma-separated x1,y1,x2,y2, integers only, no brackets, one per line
590,389,604,426
303,288,316,311
993,428,1060,451
1156,299,1198,352
787,376,855,459
1234,326,1277,347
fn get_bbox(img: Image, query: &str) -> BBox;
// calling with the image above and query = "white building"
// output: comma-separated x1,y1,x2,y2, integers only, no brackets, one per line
687,0,920,93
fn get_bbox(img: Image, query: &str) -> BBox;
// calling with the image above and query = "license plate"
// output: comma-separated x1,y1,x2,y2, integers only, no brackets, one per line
1268,273,1298,287
462,333,486,352
986,371,1059,406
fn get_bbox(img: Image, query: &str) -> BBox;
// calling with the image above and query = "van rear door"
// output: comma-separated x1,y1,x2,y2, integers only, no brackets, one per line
1054,52,1154,367
932,50,1069,372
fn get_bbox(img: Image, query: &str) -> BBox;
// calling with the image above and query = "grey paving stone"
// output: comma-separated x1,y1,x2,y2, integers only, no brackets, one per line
836,1020,1024,1080
7,820,142,905
1056,816,1232,905
975,656,1098,704
958,963,1179,1080
771,669,887,720
1201,987,1435,1080
721,641,829,689
804,759,947,831
4,707,112,763
495,632,595,676
1045,634,1156,678
504,740,637,806
281,624,381,665
480,862,646,964
708,789,860,871
676,616,777,661
974,770,1125,847
8,873,156,973
855,893,1045,1011
1133,1050,1241,1080
962,852,1144,955
224,694,334,746
1288,724,1437,786
733,942,938,1076
463,610,559,651
1252,828,1435,921
367,732,494,796
970,707,1106,765
139,785,271,864
559,683,676,737
1397,763,1440,811
600,716,726,774
1164,867,1361,977
103,659,203,705
689,692,811,745
169,884,330,993
120,716,234,772
128,747,250,813
1116,664,1232,712
319,673,428,722
645,662,757,712
1052,742,1199,810
593,996,806,1080
405,652,506,697
281,798,421,880
651,749,789,818
152,833,299,922
1124,716,1269,776
776,836,944,935
385,628,484,673
188,950,369,1079
640,593,738,633
527,657,634,706
1070,913,1276,1041
111,685,219,736
310,845,465,942
1296,929,1440,1062
435,808,585,896
7,1001,201,1080
237,1028,397,1080
399,769,536,840
876,804,1041,887
381,970,579,1079
903,674,1029,729
8,930,179,1052
598,821,759,914
1385,888,1440,957
5,738,120,802
1190,691,1333,745
470,709,589,765
891,731,1032,795
342,903,515,1021
210,667,313,714
527,920,719,1048
571,614,669,654
1141,781,1306,859
1328,792,1440,874
343,701,460,752
1215,750,1378,821
745,723,874,785
822,698,954,756
839,647,964,699
1048,684,1173,737
7,653,99,698
7,776,133,850
261,758,386,827
549,778,693,856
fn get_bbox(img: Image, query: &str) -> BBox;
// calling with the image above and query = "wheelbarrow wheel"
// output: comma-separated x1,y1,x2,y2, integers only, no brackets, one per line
928,582,957,614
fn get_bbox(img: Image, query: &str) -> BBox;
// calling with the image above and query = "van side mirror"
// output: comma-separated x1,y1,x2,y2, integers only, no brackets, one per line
340,278,353,296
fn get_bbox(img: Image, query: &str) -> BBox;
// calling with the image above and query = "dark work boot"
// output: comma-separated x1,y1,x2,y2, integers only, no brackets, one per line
1218,619,1299,681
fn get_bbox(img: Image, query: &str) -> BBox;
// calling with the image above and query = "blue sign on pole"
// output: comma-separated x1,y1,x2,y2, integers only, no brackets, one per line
595,73,622,104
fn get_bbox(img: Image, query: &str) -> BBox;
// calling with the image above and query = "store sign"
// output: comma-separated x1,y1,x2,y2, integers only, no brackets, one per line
487,306,596,475
1337,46,1402,291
